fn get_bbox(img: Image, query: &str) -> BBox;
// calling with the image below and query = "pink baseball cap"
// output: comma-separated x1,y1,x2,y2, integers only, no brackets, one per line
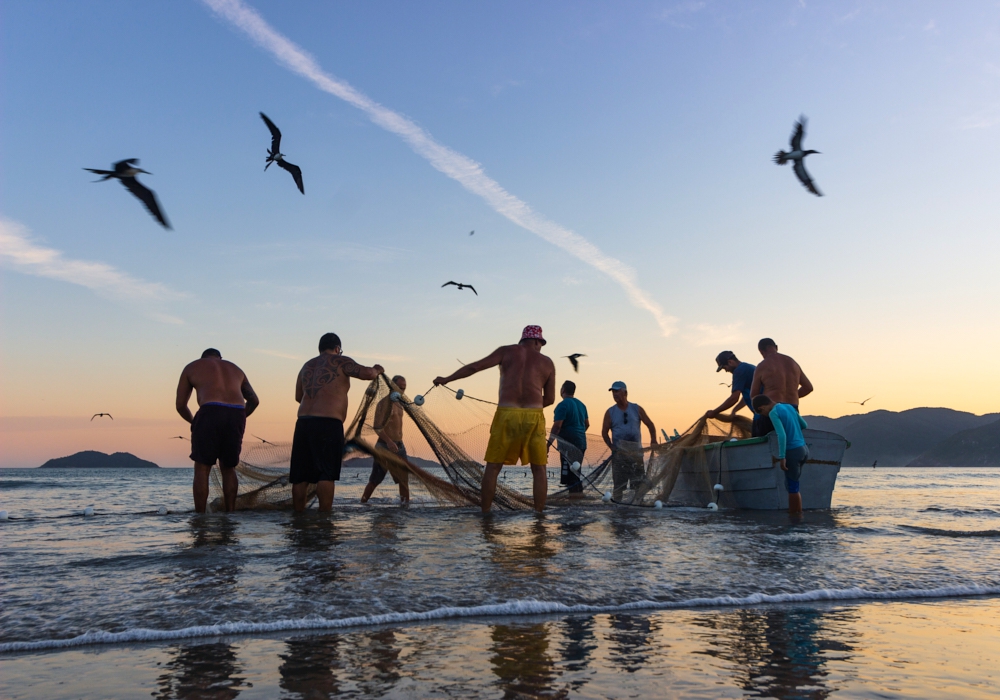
520,325,546,345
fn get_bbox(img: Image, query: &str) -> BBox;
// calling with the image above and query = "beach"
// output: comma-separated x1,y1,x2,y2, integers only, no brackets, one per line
2,467,998,698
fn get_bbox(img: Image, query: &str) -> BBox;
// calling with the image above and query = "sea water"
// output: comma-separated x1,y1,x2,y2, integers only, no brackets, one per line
1,467,998,698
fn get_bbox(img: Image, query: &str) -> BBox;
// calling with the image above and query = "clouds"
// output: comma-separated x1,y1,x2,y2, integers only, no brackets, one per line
0,217,184,323
202,0,677,337
683,322,745,347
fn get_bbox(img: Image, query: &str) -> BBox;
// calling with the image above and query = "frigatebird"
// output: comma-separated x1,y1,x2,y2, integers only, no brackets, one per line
773,117,822,196
849,396,874,406
260,112,304,194
91,413,113,421
442,281,477,295
563,354,586,372
83,159,171,228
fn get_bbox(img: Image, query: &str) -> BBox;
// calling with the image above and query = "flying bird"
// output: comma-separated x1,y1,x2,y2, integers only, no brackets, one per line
563,354,586,372
260,112,304,194
469,230,475,236
169,435,189,441
83,159,171,228
872,460,878,469
91,413,113,421
252,434,277,446
849,396,875,406
442,281,477,295
773,116,822,196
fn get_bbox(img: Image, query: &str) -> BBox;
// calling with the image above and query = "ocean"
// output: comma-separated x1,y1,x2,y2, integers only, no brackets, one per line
1,466,998,699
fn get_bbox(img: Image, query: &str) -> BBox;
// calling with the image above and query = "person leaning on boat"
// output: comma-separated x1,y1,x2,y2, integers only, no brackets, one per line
749,338,813,437
751,394,809,516
704,350,756,424
602,381,657,501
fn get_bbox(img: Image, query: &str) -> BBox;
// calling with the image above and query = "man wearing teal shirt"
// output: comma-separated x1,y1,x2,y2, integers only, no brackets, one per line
549,381,589,494
752,394,809,516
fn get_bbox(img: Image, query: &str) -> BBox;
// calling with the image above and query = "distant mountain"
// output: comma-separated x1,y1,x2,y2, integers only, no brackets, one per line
908,418,1000,467
344,454,442,472
38,451,160,469
801,408,1000,467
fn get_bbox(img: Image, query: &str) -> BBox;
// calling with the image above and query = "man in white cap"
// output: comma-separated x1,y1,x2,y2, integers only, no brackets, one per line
601,381,657,501
434,325,556,513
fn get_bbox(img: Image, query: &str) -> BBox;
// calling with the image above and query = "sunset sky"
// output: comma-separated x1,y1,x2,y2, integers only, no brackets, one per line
3,1,1000,467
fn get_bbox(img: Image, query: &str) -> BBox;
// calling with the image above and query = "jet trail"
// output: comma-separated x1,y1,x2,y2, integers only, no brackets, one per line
202,0,676,336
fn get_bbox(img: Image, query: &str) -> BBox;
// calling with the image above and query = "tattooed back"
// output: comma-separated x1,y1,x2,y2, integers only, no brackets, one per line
295,352,379,421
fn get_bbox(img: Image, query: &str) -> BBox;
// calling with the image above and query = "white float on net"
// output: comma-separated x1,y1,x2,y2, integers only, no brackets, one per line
157,506,168,515
0,510,8,521
413,395,425,406
707,502,719,511
602,491,612,503
654,500,663,509
570,461,581,474
83,506,94,517
389,391,401,402
455,389,465,400
714,483,724,492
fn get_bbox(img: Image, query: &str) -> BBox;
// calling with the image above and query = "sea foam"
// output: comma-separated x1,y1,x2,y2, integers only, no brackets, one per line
3,583,998,653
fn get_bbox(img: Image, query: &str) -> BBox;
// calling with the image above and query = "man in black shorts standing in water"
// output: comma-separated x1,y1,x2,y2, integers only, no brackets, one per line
176,348,259,513
292,333,384,512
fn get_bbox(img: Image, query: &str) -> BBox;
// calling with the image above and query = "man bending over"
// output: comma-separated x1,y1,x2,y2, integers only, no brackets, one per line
752,394,809,516
361,375,411,504
433,325,556,513
176,348,259,513
292,333,384,513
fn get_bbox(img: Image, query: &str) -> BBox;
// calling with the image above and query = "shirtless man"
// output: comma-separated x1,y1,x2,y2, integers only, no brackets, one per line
176,348,259,513
361,375,411,504
292,333,384,512
433,325,556,513
749,338,813,437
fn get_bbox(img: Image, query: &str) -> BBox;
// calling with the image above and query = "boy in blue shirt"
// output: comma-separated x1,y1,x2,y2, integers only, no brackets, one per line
549,381,589,495
751,394,809,516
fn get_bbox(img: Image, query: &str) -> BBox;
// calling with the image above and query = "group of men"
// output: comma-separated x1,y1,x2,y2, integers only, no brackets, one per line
705,338,813,514
175,326,812,516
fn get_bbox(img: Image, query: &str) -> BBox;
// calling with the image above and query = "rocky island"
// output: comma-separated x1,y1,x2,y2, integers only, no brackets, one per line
38,451,160,469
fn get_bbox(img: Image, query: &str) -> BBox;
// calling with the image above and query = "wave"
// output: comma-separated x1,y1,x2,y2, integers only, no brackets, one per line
902,525,1000,538
3,583,999,654
920,507,1000,518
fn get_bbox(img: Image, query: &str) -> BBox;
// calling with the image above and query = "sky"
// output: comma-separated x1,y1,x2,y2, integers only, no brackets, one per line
2,1,1000,467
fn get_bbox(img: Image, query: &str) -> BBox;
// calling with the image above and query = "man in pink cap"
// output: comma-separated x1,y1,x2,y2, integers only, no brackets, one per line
434,325,556,512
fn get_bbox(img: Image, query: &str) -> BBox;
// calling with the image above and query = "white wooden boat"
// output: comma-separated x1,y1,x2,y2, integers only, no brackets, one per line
670,429,848,510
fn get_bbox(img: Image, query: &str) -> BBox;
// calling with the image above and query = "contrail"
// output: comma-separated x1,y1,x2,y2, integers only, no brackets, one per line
202,0,676,336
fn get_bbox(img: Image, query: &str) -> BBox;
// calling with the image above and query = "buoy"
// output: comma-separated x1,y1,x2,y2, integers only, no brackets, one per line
413,395,425,406
389,391,401,402
157,506,168,515
455,389,465,400
0,510,8,521
654,500,663,509
707,502,719,511
83,506,94,517
714,483,724,492
570,461,581,474
729,438,738,442
602,491,612,503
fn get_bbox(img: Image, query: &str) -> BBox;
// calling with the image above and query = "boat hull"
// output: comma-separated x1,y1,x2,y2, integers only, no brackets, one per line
670,429,847,510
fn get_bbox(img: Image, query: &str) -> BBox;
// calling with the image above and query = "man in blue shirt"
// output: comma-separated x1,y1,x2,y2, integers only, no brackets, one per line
751,394,809,516
549,380,589,495
705,351,756,423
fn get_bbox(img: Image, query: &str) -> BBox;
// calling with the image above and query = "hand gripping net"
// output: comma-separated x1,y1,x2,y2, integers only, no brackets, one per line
210,375,751,511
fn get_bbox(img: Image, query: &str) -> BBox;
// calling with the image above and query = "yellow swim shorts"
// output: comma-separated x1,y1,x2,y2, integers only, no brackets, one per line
484,407,548,466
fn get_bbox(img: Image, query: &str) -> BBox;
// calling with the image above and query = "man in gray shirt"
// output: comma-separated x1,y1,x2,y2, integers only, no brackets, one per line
601,381,657,501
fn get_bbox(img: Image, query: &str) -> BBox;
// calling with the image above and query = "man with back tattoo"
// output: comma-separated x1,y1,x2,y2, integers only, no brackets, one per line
292,332,384,512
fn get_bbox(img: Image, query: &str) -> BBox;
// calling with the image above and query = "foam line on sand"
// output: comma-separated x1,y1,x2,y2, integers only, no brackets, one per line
3,583,999,653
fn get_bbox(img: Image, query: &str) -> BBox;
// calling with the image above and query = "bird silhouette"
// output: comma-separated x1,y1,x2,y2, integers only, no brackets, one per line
169,435,189,441
260,113,304,194
848,396,874,406
774,116,822,196
252,434,277,446
84,159,170,228
469,230,475,236
442,281,477,295
563,354,586,372
719,382,731,387
872,459,878,469
91,413,113,421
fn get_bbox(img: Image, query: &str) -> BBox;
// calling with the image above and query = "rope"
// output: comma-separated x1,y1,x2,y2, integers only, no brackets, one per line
440,385,498,406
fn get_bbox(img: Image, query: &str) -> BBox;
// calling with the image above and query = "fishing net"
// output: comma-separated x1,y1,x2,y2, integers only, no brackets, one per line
209,374,752,512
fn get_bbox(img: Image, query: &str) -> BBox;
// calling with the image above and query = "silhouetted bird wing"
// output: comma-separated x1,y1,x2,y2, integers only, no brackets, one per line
276,159,304,194
442,281,458,288
259,113,282,153
568,357,579,372
469,230,475,235
861,396,874,405
120,177,171,228
790,118,806,151
466,285,477,295
792,160,822,196
84,167,116,180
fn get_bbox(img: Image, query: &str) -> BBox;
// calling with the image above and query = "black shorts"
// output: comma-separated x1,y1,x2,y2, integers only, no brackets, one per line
290,417,345,484
190,404,246,469
369,441,407,486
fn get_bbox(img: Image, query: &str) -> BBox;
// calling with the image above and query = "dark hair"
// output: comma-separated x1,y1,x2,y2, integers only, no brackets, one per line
319,333,342,353
392,375,405,385
758,337,777,352
561,380,576,396
201,348,222,359
751,395,773,411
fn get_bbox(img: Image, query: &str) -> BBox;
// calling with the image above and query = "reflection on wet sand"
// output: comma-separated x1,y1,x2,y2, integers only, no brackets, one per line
279,633,341,698
480,516,560,580
607,613,659,673
694,607,858,700
152,641,249,700
489,622,567,699
170,516,243,598
282,514,342,589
